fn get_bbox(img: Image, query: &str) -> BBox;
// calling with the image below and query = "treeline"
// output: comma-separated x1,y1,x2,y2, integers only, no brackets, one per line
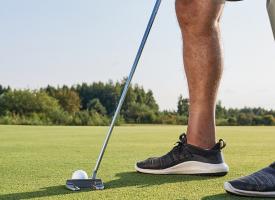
0,82,274,126
215,101,275,126
0,81,159,125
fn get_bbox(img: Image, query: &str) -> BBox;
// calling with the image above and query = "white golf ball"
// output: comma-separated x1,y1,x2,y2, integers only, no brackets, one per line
72,170,88,180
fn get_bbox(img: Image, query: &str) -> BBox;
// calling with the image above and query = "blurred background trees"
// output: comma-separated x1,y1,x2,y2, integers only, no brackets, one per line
0,82,274,126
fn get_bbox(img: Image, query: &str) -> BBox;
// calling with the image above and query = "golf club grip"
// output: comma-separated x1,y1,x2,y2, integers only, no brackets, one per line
92,0,162,179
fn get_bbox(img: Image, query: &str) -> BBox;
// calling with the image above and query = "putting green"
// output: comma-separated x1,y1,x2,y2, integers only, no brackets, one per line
0,125,274,200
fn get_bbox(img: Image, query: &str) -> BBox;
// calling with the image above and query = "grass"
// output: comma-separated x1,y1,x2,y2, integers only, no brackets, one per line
0,125,274,200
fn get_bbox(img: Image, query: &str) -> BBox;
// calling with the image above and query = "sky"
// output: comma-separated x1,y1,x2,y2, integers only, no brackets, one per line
0,0,274,110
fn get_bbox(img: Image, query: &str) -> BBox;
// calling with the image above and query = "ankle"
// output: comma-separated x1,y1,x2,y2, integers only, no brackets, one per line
186,132,216,149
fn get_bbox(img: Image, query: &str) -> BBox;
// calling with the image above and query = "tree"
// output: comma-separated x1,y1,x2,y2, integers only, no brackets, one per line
0,85,10,95
0,90,61,116
227,117,237,126
177,95,189,116
145,90,159,112
73,111,91,126
216,101,227,119
252,116,264,125
1,82,275,126
124,103,156,123
44,85,56,97
0,85,5,95
75,82,119,115
121,82,136,114
237,113,253,125
87,98,107,115
262,115,274,125
52,88,80,114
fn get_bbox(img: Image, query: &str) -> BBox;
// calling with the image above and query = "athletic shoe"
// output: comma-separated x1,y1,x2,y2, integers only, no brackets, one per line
135,133,229,175
224,163,275,198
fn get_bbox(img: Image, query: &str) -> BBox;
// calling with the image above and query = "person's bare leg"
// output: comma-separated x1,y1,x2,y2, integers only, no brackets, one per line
176,0,225,149
135,0,228,176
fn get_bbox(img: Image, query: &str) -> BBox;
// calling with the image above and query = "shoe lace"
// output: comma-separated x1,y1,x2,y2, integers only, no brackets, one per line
170,133,192,157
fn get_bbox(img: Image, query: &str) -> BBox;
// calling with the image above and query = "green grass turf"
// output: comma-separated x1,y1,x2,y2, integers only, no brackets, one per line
0,125,274,200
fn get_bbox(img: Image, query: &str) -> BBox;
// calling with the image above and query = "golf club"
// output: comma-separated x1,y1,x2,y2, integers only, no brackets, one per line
66,0,162,191
267,0,275,40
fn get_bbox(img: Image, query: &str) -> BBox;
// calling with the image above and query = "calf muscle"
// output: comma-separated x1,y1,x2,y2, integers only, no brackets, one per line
175,0,225,149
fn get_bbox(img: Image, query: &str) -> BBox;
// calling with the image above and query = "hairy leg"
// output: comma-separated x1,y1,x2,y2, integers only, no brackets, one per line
176,0,225,149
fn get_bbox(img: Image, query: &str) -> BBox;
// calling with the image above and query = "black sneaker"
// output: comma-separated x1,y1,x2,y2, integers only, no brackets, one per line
135,133,229,175
224,163,275,197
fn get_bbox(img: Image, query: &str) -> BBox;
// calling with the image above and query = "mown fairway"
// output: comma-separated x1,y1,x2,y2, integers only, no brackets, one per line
0,125,274,200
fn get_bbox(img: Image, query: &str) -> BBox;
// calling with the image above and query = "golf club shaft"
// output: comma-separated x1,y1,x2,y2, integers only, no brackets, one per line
92,0,162,179
267,0,275,40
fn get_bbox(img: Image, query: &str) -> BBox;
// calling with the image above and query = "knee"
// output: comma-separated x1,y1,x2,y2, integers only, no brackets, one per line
175,0,222,36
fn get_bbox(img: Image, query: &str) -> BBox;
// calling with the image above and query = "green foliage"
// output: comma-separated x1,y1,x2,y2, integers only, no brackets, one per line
0,82,274,126
0,85,10,95
177,95,189,116
49,110,72,125
216,118,229,126
44,86,80,114
237,113,253,125
214,107,275,126
0,90,61,116
87,98,107,115
216,101,227,119
156,111,178,125
144,90,159,111
71,111,109,126
262,115,275,125
89,111,109,126
227,117,237,126
123,103,157,124
72,111,92,126
75,81,120,115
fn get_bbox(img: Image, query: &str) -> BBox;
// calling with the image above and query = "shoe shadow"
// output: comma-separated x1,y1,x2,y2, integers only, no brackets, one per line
201,193,271,200
104,171,223,190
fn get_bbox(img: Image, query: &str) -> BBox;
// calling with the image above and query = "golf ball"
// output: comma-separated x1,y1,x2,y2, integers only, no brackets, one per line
72,170,88,180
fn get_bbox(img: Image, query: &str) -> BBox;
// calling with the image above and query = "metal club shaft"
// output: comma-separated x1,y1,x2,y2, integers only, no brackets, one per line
267,0,275,40
92,0,162,179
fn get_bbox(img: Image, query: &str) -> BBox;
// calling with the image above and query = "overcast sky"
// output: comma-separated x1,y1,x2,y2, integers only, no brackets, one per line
0,0,274,110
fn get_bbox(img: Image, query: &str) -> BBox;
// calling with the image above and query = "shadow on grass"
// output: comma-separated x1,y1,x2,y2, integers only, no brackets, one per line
0,172,228,200
105,171,222,189
201,193,272,200
0,185,74,200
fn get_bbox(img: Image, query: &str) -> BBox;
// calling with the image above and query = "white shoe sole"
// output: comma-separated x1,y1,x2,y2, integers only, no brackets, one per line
135,161,229,175
224,182,275,198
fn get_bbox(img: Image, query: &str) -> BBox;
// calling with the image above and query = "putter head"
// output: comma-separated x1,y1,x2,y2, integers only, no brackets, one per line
65,178,104,191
